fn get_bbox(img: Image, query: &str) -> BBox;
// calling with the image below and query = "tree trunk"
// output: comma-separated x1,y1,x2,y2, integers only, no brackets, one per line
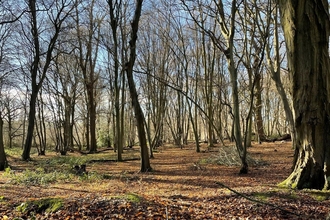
22,92,37,160
126,0,151,172
88,88,97,153
278,0,330,189
226,22,247,173
108,0,123,160
0,116,8,171
255,73,266,142
266,5,294,140
22,0,71,159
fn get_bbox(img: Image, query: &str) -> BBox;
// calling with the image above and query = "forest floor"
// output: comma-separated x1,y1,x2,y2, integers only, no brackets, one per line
0,141,330,219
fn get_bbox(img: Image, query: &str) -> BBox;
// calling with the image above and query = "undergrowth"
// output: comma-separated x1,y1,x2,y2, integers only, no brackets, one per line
205,145,267,167
3,166,112,185
2,147,139,186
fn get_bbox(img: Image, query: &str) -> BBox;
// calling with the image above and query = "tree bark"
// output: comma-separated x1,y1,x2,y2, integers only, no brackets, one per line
22,92,38,160
125,0,151,172
0,116,8,171
22,0,40,161
255,73,266,142
279,0,330,189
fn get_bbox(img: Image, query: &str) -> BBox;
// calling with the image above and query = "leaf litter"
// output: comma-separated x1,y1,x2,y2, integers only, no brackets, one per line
0,142,329,219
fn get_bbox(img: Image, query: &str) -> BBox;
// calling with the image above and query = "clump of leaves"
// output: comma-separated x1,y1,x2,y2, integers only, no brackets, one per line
205,145,267,166
0,196,5,203
109,193,143,203
125,193,142,203
41,155,89,170
17,197,63,214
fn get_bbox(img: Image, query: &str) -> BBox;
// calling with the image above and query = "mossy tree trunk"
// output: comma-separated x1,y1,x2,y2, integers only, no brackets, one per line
279,0,330,189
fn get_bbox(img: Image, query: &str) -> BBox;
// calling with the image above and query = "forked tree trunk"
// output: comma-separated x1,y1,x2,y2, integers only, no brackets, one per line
279,0,330,189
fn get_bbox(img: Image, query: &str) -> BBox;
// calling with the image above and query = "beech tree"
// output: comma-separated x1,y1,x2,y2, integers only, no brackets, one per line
278,0,330,189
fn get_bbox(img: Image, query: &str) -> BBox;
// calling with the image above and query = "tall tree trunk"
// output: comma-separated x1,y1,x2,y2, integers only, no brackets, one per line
220,0,247,173
279,0,330,189
0,115,8,171
255,73,266,142
108,0,123,160
22,92,37,160
22,0,72,160
22,0,40,161
125,0,151,172
266,5,294,140
88,88,97,153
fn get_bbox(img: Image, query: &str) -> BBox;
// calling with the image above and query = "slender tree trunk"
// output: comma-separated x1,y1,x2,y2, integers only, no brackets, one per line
255,73,266,142
22,0,40,161
266,5,294,140
89,88,97,153
279,0,330,189
6,105,12,148
0,115,8,171
22,92,37,160
125,0,151,172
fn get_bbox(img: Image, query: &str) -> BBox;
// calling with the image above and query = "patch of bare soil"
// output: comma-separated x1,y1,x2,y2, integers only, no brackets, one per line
0,142,329,219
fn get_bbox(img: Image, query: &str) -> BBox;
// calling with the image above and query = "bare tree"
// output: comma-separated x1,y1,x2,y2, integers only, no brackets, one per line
75,0,104,153
107,0,125,160
125,0,152,172
182,0,248,173
22,0,76,160
266,3,294,140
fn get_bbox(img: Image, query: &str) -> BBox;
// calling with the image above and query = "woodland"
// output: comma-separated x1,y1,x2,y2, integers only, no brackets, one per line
0,0,330,219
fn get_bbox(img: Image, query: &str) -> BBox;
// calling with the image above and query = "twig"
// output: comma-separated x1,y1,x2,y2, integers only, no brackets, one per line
215,181,300,217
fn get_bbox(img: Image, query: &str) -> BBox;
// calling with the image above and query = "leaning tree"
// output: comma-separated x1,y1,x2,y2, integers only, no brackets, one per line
278,0,330,189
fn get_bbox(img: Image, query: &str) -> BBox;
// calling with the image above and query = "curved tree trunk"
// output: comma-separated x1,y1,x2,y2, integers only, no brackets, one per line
126,0,151,172
266,5,294,143
279,0,330,189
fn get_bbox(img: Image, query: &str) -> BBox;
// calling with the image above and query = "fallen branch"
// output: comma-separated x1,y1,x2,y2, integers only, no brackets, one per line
215,182,300,217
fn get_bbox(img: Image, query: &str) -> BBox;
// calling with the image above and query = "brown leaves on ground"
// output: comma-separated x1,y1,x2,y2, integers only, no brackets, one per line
0,142,329,219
